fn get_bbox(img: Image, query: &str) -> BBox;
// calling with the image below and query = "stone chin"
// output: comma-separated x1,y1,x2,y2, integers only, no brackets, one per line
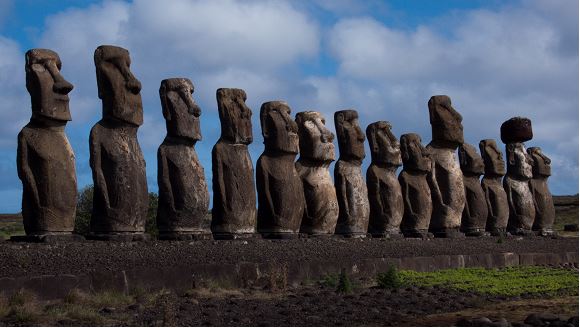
310,142,335,162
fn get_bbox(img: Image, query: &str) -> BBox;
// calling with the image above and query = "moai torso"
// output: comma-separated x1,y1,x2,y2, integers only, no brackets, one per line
334,110,370,237
17,49,77,235
366,121,403,237
426,95,465,237
398,133,432,237
458,143,488,236
211,88,257,237
295,111,339,235
257,101,305,237
89,45,148,234
479,139,509,235
501,117,535,235
527,147,555,234
156,78,209,236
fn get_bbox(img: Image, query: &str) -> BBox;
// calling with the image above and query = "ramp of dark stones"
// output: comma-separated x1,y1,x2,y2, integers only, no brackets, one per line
0,237,576,300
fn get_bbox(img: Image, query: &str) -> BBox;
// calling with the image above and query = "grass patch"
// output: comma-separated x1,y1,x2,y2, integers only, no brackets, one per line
336,271,353,294
397,266,578,296
88,290,134,308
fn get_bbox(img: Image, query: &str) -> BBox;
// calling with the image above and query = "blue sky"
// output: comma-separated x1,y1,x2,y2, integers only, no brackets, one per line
0,0,577,213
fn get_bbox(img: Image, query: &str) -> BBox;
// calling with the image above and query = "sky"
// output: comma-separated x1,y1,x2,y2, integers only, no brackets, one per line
0,0,577,213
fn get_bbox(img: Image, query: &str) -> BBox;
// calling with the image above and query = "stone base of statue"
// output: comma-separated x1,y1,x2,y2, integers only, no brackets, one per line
488,228,508,237
304,233,337,239
87,232,151,242
507,228,535,237
370,231,404,239
212,233,261,240
10,233,85,243
534,228,557,237
158,232,212,241
431,228,465,239
402,229,433,239
462,228,491,237
260,232,301,240
335,232,370,239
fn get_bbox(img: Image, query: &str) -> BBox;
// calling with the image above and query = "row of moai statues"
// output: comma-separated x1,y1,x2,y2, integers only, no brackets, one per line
16,46,556,241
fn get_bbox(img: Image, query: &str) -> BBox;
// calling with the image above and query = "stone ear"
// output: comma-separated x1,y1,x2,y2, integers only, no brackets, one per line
458,145,468,167
159,85,171,121
366,125,378,152
507,145,516,166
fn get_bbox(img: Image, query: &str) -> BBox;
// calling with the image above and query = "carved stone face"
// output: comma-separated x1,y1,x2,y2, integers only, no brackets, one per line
260,101,299,154
400,133,431,173
295,111,335,162
217,88,253,145
506,143,533,179
25,49,74,122
334,110,365,161
458,143,484,176
527,147,551,178
94,45,143,126
428,95,464,147
479,139,506,177
366,121,401,167
160,78,201,143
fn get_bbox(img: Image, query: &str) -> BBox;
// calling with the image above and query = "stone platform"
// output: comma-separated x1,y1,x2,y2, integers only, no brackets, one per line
0,236,576,300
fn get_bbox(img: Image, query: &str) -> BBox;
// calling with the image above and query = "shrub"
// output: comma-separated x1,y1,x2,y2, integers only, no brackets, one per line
377,265,402,289
336,270,353,294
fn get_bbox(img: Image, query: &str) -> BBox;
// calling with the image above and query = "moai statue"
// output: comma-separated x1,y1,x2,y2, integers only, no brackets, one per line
295,111,339,236
334,110,370,238
426,95,465,238
366,121,404,238
156,78,210,240
527,147,556,236
501,117,535,236
458,143,489,236
399,133,433,238
257,101,305,238
479,139,509,236
16,49,79,242
211,88,257,239
89,45,148,240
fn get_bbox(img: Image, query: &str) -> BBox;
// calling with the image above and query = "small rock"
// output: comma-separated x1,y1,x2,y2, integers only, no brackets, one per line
99,307,116,314
494,318,510,327
127,303,144,311
456,317,493,327
564,224,578,231
568,316,579,326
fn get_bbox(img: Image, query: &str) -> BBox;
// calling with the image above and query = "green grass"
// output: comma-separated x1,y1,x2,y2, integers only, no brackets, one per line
397,266,579,296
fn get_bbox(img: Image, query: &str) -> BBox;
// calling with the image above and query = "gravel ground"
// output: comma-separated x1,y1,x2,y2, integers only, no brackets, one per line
0,236,576,278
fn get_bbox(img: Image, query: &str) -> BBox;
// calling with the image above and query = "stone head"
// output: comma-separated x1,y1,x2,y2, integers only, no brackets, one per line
366,121,401,167
334,109,365,161
400,133,431,173
506,143,533,180
527,147,551,178
458,143,484,176
216,88,253,144
295,111,335,162
260,101,299,154
25,49,74,122
159,78,201,143
428,95,464,148
94,45,143,126
479,139,506,177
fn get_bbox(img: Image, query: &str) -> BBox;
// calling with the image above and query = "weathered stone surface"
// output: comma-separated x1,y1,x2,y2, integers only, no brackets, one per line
156,78,209,237
458,143,488,236
527,147,555,235
426,95,465,238
256,101,305,238
211,88,257,238
17,49,77,236
503,139,535,235
500,116,533,144
366,121,403,238
295,111,339,235
334,110,370,237
399,133,432,238
89,45,148,235
479,139,509,235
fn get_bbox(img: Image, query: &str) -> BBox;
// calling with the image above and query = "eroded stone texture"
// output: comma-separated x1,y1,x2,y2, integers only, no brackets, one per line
527,147,555,236
295,111,339,235
17,49,77,236
426,95,465,238
501,117,533,144
156,78,210,239
479,139,509,235
89,45,148,237
458,143,488,236
211,88,257,239
256,101,305,238
399,133,432,238
366,121,403,238
334,110,370,237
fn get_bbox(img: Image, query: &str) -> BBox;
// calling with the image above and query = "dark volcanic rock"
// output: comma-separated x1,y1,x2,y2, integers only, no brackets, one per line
459,143,488,236
479,139,509,236
89,45,148,235
17,49,77,236
527,147,556,236
501,117,533,144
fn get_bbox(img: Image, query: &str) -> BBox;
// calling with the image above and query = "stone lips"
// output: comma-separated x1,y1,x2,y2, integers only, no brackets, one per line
501,117,533,144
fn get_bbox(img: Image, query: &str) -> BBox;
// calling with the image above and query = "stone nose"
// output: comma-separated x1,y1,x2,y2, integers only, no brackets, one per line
189,103,201,117
53,79,74,95
126,78,142,94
